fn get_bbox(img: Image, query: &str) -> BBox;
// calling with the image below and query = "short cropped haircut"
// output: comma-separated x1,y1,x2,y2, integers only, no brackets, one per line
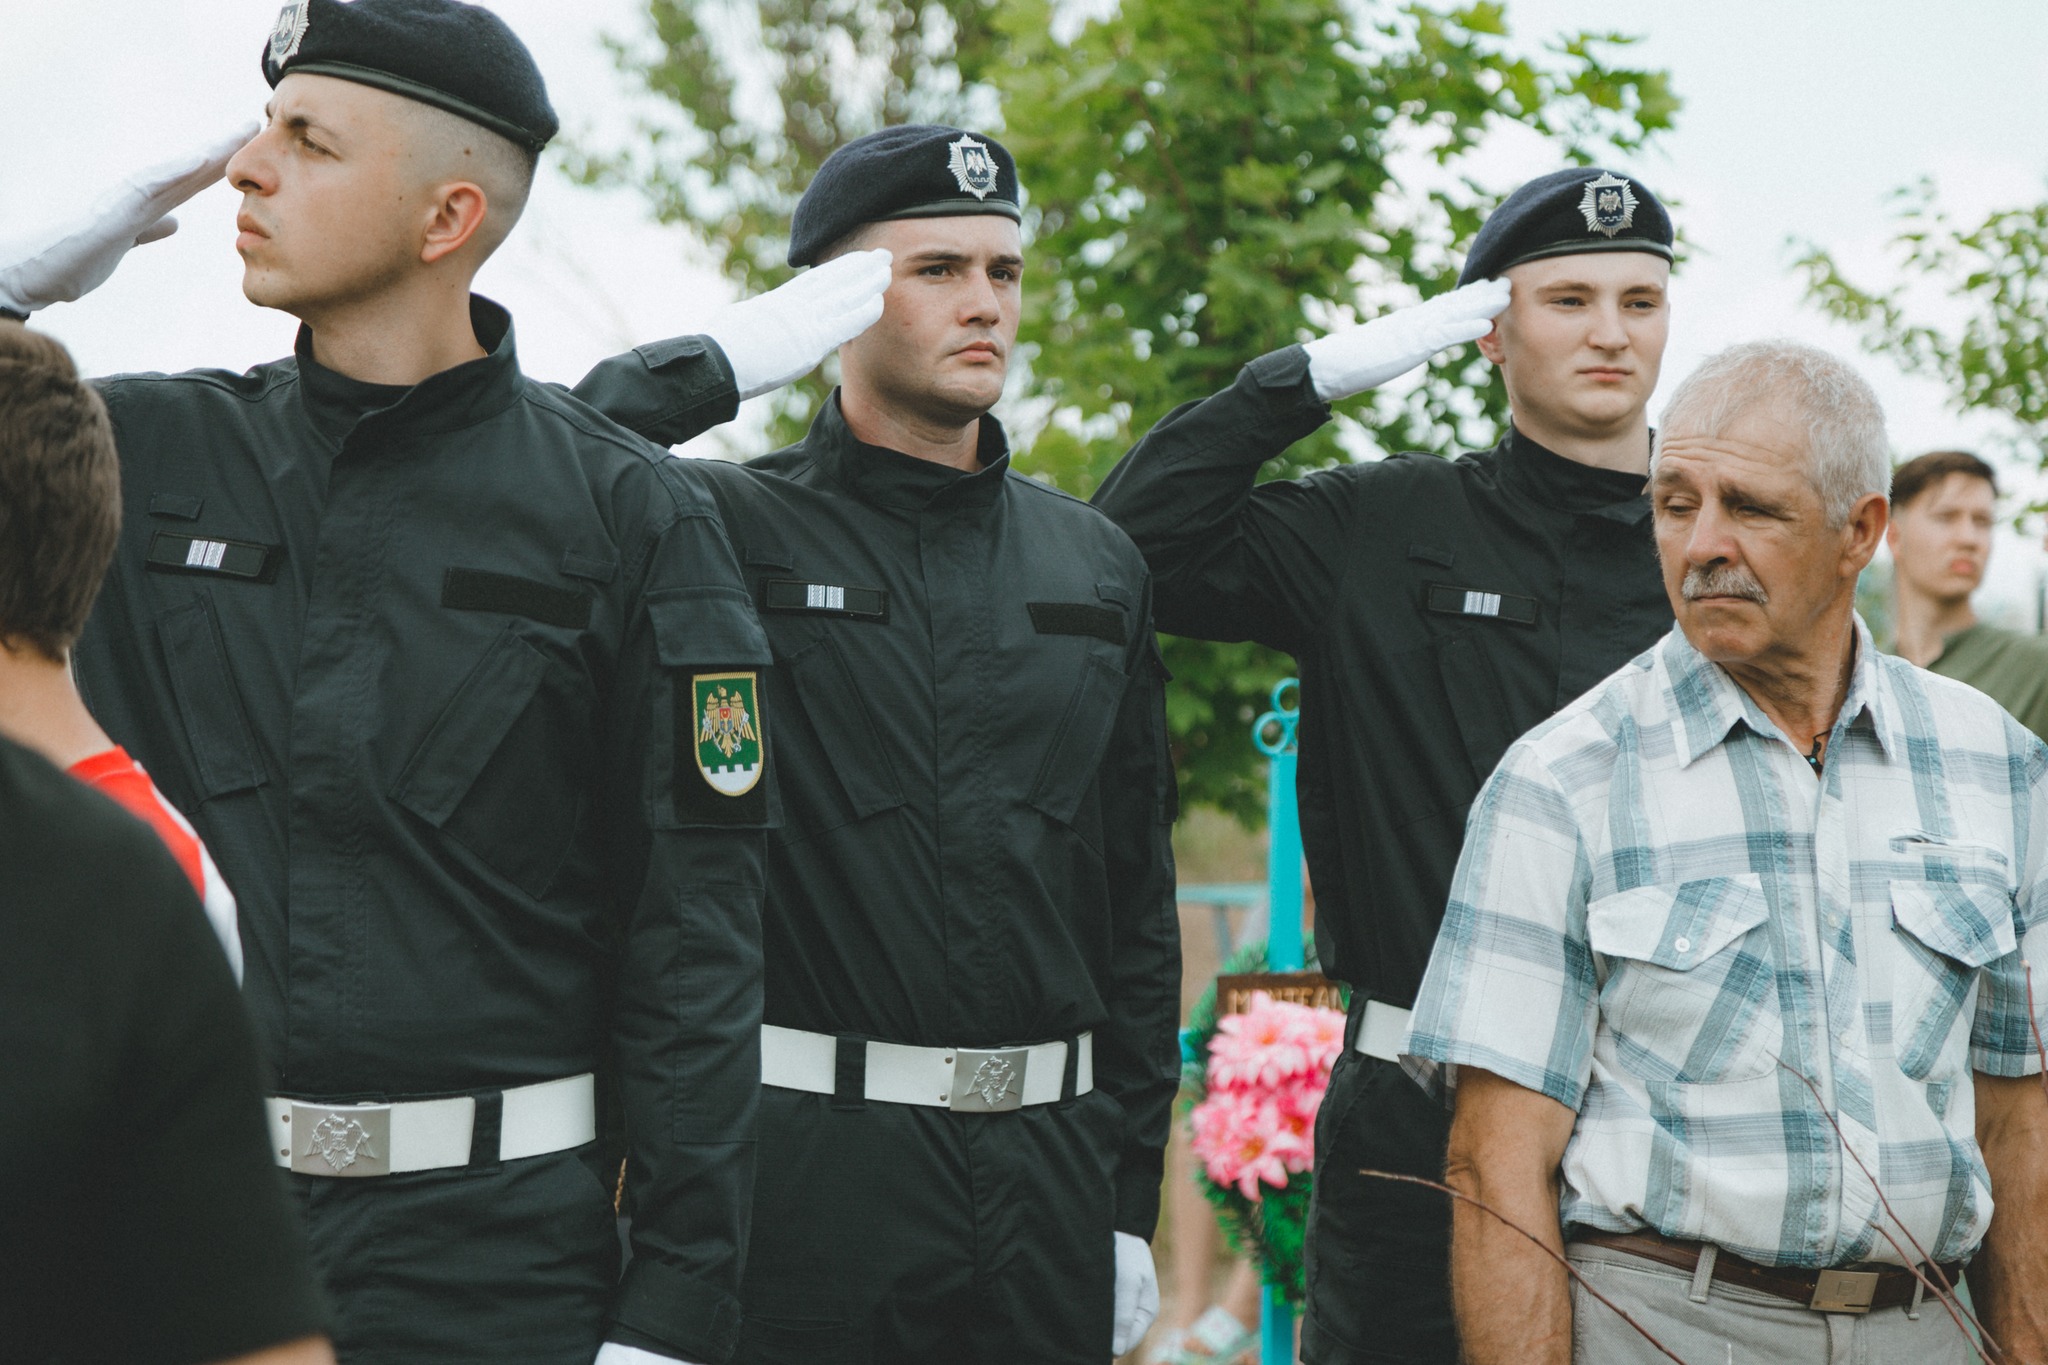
1891,449,1998,509
0,323,121,661
1653,339,1889,527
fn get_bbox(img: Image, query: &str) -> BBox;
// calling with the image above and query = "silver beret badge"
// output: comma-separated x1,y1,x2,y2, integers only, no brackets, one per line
269,1,312,67
1578,172,1638,238
946,135,999,200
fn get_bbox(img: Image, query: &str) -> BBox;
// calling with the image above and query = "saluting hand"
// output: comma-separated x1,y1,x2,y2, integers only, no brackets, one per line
1300,275,1513,403
701,247,894,401
0,123,256,317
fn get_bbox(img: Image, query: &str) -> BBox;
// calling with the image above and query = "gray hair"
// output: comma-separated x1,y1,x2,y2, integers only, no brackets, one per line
1651,340,1890,526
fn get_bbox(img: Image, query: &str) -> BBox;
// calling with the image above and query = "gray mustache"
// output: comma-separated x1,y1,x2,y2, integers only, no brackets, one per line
1682,564,1768,605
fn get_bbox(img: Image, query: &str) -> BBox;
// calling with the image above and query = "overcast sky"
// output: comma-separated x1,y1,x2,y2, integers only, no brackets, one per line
4,0,2044,619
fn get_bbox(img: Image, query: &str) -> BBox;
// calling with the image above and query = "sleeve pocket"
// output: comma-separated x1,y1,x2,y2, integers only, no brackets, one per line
156,599,265,799
649,586,771,667
1028,654,1128,828
649,586,775,829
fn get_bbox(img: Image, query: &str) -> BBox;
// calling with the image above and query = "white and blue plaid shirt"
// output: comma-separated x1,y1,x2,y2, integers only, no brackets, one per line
1403,618,2048,1267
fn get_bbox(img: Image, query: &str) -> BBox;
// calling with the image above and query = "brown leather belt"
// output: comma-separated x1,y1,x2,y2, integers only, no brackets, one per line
1569,1230,1961,1314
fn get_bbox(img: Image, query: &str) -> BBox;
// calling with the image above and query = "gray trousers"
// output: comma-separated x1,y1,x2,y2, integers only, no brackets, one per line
1566,1243,1973,1365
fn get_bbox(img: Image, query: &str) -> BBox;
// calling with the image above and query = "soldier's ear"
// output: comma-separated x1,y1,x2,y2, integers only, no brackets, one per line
1475,319,1506,367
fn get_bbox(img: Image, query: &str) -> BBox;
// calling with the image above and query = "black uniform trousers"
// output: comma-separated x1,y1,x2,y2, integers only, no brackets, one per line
736,1087,1121,1365
1300,1025,1456,1365
292,1147,619,1364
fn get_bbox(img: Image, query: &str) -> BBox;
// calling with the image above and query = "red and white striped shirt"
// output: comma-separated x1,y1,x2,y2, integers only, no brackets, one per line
68,746,242,982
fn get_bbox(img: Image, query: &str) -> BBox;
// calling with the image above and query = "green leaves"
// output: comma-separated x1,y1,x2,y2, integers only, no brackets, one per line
585,0,1678,823
1798,181,2048,496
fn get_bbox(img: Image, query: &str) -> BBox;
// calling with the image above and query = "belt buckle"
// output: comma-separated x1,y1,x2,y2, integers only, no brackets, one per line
949,1047,1029,1113
1809,1268,1879,1314
287,1101,393,1177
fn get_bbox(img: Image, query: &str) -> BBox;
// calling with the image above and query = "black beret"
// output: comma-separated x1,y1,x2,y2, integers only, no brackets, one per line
262,0,557,154
1458,167,1673,286
789,125,1022,267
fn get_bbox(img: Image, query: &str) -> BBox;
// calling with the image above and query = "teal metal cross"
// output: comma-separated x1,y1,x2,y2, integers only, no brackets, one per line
1251,678,1302,1364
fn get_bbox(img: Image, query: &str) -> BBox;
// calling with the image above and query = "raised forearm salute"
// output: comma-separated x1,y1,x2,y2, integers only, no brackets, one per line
575,247,893,447
0,125,254,321
1093,276,1508,652
1095,169,1677,1365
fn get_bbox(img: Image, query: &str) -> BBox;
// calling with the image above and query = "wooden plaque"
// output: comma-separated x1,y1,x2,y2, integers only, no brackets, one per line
1215,970,1344,1018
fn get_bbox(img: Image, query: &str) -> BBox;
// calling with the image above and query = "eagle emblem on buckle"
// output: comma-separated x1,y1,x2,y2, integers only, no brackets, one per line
1578,172,1637,238
947,136,999,200
305,1112,379,1173
694,672,765,796
969,1056,1017,1107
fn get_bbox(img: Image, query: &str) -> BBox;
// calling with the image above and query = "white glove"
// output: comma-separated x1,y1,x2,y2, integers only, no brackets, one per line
592,1342,700,1365
1111,1230,1160,1357
0,123,255,317
700,248,893,401
1300,276,1512,403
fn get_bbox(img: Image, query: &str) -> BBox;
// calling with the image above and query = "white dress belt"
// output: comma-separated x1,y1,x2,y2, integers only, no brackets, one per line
265,1072,596,1178
1353,1000,1413,1064
761,1024,1093,1112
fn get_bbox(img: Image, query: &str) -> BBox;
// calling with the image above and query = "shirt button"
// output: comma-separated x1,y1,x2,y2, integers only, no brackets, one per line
1673,937,1691,954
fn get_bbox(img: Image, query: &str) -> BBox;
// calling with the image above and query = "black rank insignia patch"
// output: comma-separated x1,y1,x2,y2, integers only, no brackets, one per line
1578,171,1637,239
763,579,888,622
145,532,280,583
1425,583,1537,625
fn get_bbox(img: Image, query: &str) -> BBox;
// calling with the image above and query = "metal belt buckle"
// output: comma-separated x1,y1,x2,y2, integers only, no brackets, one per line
949,1047,1030,1113
1809,1268,1879,1313
287,1101,392,1177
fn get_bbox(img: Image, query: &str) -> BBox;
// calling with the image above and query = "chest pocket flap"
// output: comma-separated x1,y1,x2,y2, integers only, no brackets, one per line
649,585,771,667
1588,874,1770,970
1028,654,1128,828
1890,879,2018,969
783,635,904,823
392,627,548,827
157,599,265,799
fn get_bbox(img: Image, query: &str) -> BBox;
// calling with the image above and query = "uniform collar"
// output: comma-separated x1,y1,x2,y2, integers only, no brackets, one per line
1661,613,1900,768
1496,424,1651,523
294,295,526,446
809,391,1012,511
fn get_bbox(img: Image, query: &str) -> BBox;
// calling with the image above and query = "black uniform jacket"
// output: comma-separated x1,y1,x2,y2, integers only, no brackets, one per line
1093,346,1672,1010
74,300,766,1361
576,358,1184,1240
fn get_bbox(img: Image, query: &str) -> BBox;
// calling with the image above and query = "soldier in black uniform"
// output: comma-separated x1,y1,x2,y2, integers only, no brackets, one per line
0,2,897,1360
1090,169,1680,1365
573,127,1182,1365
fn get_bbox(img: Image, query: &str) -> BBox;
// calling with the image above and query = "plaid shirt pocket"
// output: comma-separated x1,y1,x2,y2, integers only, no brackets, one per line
1588,874,1782,1084
1889,876,2018,1081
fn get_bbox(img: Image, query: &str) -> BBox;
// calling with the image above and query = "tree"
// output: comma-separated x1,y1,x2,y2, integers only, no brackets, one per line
579,0,1679,823
1797,180,2048,502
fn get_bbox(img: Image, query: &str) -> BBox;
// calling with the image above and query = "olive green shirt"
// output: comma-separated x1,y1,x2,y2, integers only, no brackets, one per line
1929,622,2048,744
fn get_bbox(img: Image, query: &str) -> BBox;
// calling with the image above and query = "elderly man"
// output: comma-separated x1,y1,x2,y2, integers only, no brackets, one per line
1402,340,2048,1363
